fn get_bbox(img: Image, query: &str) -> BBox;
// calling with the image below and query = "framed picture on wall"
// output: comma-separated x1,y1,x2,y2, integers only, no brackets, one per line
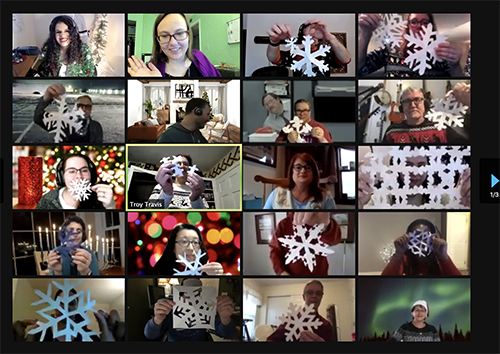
254,213,275,244
243,146,277,168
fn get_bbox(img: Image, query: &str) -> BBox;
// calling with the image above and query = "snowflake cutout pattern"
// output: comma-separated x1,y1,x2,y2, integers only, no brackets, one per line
173,249,206,276
371,14,408,50
403,23,448,75
188,165,198,175
425,96,468,131
42,95,85,143
282,116,312,143
277,303,323,341
407,229,435,257
172,285,217,329
288,35,330,77
278,223,334,272
160,156,185,177
67,178,92,202
54,228,81,259
27,279,99,341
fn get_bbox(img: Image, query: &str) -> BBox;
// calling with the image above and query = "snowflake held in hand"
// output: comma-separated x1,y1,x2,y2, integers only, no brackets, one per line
188,165,199,175
403,23,448,75
27,279,99,341
68,178,92,202
173,249,206,275
282,116,312,143
42,95,85,143
277,303,323,342
425,96,468,130
173,286,217,330
160,156,185,177
372,14,407,50
54,227,81,258
288,35,330,77
278,223,334,273
407,229,435,257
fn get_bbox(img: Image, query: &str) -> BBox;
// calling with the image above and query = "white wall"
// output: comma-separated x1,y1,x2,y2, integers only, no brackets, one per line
245,14,356,77
226,80,241,127
12,280,38,321
128,80,144,126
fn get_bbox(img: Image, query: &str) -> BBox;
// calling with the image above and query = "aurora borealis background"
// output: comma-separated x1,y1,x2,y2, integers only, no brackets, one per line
357,278,470,340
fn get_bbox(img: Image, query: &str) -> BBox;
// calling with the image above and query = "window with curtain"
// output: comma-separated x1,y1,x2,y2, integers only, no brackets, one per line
243,293,260,341
337,147,356,201
151,88,166,118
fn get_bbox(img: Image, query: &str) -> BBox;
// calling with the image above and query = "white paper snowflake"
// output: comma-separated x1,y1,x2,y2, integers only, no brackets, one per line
282,116,312,143
188,165,198,175
407,229,435,257
426,96,468,131
277,303,323,341
173,249,206,275
372,14,408,50
68,178,92,202
403,23,448,75
27,279,99,341
172,286,217,330
160,156,185,177
287,35,330,77
42,95,85,143
278,223,334,272
361,146,470,209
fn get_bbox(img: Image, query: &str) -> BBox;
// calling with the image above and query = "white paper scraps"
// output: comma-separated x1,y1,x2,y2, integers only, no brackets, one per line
172,285,217,330
277,302,323,341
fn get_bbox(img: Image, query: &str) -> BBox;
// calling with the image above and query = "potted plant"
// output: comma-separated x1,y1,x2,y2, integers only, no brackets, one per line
143,99,156,118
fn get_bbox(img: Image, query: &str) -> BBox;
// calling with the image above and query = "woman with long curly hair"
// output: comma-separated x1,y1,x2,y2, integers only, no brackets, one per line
38,15,95,77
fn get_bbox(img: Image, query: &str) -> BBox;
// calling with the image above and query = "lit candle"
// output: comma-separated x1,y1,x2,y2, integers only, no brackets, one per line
38,226,44,256
96,236,99,260
106,238,109,261
88,225,91,250
89,237,92,254
111,237,114,261
53,224,57,248
45,227,50,250
102,237,106,262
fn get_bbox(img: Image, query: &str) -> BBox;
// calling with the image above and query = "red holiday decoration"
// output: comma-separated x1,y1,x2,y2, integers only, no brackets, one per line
100,160,106,168
47,157,55,166
18,157,43,205
109,152,116,158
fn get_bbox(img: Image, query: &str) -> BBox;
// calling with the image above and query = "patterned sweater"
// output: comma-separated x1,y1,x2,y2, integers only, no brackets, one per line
383,119,468,144
388,322,440,342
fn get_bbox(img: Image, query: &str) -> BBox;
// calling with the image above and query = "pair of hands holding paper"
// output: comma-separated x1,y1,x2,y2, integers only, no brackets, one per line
48,248,93,275
156,162,206,202
393,234,449,261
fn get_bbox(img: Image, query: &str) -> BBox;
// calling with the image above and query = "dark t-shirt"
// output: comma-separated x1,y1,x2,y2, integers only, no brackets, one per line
157,122,208,143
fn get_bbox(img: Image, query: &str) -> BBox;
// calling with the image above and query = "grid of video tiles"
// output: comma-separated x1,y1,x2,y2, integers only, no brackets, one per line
11,13,471,343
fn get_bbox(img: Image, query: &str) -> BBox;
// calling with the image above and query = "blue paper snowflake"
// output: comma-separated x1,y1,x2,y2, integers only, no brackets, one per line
54,227,81,259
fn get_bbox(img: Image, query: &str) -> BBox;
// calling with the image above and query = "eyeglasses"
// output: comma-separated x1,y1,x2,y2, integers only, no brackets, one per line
176,240,201,248
304,290,324,296
156,31,189,44
295,109,311,114
413,308,427,313
409,19,431,28
293,164,313,172
65,167,90,175
402,97,425,106
77,103,92,110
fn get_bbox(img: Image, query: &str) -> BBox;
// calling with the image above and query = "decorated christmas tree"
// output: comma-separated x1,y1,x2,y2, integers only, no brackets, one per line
201,90,214,120
90,14,108,66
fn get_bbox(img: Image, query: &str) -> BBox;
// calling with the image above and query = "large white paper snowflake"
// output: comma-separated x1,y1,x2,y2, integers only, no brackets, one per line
27,279,99,341
160,156,185,177
278,223,334,272
172,285,217,330
42,95,85,143
277,303,323,341
407,229,435,257
68,178,92,202
426,96,468,131
372,14,407,50
404,23,448,75
173,249,206,275
286,35,330,77
282,116,312,143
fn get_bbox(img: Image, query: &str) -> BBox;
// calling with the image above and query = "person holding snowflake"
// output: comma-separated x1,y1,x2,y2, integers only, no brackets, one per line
358,13,464,77
266,19,351,77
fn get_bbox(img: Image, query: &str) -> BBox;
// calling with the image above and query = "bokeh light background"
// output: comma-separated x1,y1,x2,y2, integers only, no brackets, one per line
357,278,470,341
128,212,240,275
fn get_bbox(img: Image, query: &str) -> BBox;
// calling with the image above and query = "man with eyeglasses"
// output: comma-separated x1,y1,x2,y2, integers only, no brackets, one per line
382,87,468,143
255,93,291,134
266,280,335,341
34,83,103,143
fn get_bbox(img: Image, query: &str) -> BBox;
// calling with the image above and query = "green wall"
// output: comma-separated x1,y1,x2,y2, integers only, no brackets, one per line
128,14,240,69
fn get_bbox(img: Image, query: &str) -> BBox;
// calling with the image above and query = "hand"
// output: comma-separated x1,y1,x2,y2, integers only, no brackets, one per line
311,127,325,141
48,250,62,275
358,14,382,36
435,42,462,66
94,309,125,341
43,84,66,102
13,319,39,341
432,237,448,261
299,330,324,341
156,162,176,196
445,83,470,108
393,235,410,259
287,130,298,143
153,298,176,325
187,173,206,202
293,212,331,227
201,262,224,275
216,295,235,324
358,162,373,208
128,56,162,77
459,168,471,207
280,271,290,275
72,248,92,275
267,23,293,43
303,19,331,42
91,184,115,209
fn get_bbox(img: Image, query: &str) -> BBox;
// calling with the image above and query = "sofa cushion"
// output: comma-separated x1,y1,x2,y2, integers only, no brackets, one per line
143,119,155,126
156,118,163,125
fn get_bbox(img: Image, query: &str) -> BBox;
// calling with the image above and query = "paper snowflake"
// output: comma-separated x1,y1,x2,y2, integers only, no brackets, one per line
278,223,334,272
173,249,206,275
407,229,435,257
286,35,330,77
27,279,99,341
403,23,448,75
68,178,92,202
282,116,312,143
54,228,81,258
42,95,85,143
188,165,199,175
277,303,323,341
361,146,470,209
425,96,468,131
371,14,407,50
172,285,217,329
160,156,185,177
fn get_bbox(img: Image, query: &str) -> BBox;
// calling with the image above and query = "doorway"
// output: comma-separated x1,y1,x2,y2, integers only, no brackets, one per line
191,20,200,51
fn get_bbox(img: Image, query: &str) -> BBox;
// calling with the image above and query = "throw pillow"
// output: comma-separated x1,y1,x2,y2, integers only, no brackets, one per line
143,119,154,126
157,118,163,125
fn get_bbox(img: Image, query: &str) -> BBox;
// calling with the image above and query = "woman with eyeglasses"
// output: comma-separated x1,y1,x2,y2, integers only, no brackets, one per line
150,223,224,275
263,153,337,209
358,13,464,77
35,155,116,209
38,15,96,77
128,13,221,77
388,300,440,341
275,99,333,143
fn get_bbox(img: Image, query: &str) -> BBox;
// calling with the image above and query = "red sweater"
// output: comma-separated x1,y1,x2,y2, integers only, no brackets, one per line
269,214,341,275
381,254,463,275
275,119,333,143
266,313,334,341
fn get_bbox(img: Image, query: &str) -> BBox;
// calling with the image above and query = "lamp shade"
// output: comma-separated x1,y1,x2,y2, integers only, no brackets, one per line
18,156,43,205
